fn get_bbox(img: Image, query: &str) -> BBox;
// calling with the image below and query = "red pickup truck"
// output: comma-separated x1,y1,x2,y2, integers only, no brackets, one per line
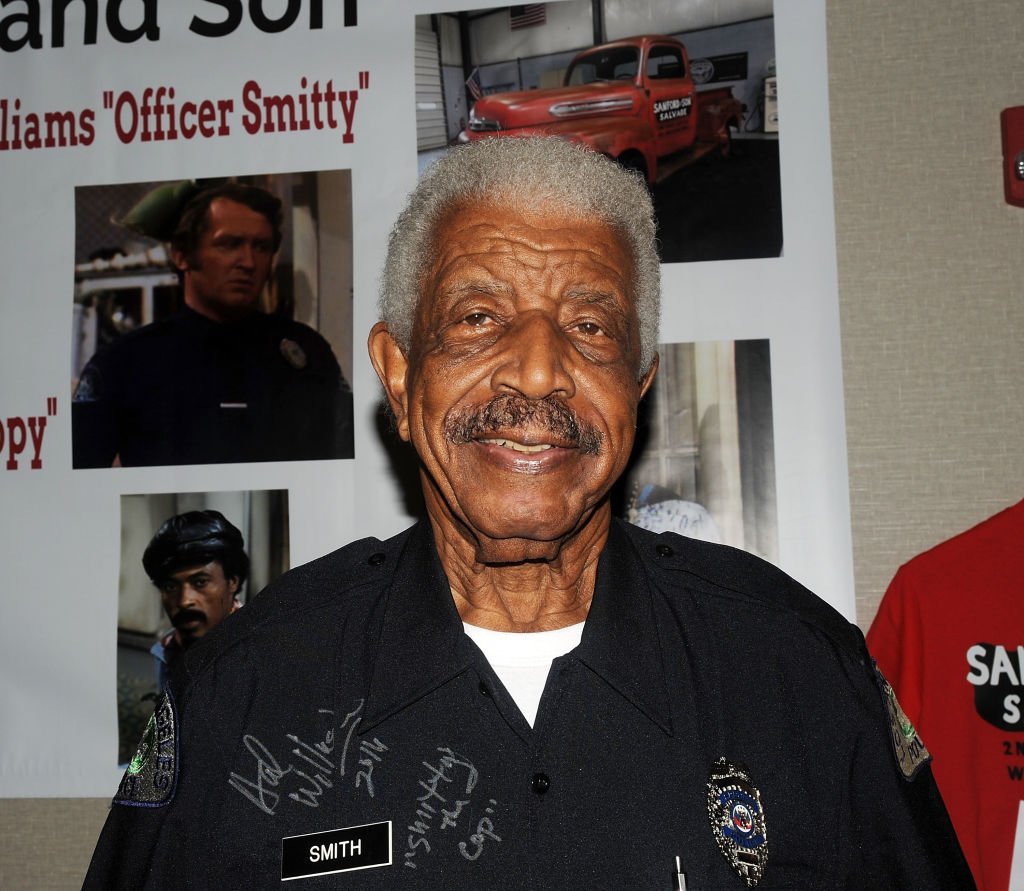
459,35,745,184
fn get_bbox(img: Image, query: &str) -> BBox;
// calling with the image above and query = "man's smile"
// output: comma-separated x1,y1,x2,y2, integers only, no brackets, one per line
468,434,582,477
478,438,554,453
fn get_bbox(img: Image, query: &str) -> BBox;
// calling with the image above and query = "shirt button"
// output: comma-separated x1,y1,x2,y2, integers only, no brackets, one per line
656,544,674,558
478,681,491,697
367,552,386,566
531,773,550,795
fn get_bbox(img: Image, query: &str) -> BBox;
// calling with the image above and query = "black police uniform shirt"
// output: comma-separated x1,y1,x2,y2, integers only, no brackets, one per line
85,521,975,889
71,306,354,467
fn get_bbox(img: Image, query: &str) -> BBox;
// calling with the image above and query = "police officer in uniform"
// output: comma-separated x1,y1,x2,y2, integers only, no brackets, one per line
84,139,974,888
72,182,353,467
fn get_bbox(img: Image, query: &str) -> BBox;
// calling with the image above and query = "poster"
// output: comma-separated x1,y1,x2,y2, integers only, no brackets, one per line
0,0,852,797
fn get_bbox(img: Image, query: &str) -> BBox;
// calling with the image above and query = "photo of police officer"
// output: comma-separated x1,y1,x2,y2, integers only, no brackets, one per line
71,170,355,467
116,490,288,763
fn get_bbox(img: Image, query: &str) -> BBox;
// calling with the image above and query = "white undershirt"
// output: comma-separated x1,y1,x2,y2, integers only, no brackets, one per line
463,622,585,726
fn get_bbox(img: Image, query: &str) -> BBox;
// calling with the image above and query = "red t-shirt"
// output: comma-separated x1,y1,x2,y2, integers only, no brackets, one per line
868,499,1024,890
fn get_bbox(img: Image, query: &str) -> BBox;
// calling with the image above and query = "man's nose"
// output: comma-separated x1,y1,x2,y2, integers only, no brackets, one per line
489,312,576,401
178,584,199,607
235,242,256,269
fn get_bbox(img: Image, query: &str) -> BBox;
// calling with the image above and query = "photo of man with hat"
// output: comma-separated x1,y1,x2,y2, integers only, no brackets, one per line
142,509,250,688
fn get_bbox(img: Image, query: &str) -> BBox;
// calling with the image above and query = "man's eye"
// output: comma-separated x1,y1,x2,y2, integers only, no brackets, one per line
463,312,491,327
574,321,604,336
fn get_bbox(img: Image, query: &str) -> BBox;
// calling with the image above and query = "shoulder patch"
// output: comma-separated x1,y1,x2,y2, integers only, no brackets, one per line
73,363,104,402
114,689,178,807
873,663,930,780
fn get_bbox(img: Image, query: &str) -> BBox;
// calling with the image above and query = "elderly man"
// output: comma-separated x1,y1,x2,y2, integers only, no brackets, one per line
72,182,353,467
85,139,972,888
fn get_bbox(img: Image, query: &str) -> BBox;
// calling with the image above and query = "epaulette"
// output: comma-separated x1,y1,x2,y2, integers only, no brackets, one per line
621,521,866,664
182,527,414,681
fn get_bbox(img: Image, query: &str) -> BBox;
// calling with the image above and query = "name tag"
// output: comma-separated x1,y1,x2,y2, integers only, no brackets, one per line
282,821,392,881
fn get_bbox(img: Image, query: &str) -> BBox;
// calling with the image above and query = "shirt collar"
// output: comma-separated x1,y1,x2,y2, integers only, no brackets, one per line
575,520,674,736
359,522,470,733
177,303,263,333
359,519,673,737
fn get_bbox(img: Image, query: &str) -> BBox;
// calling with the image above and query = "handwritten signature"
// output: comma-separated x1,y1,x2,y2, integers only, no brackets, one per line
228,700,389,815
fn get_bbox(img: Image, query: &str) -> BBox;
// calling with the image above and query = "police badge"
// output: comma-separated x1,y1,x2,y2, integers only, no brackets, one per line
279,338,308,370
707,757,768,887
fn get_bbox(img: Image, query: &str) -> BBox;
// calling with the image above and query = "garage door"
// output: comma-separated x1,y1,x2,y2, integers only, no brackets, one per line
415,20,448,151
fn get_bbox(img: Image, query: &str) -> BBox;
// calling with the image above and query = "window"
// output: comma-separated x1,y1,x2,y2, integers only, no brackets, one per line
647,45,685,80
566,47,639,85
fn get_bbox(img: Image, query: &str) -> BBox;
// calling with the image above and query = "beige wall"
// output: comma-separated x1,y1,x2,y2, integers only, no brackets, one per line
4,2,1024,885
828,0,1024,629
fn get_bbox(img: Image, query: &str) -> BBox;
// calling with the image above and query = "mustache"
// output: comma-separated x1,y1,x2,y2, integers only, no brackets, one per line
172,608,207,629
443,394,603,455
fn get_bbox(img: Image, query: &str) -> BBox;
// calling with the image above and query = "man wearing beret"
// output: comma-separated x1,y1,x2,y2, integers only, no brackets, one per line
142,509,250,689
85,139,973,888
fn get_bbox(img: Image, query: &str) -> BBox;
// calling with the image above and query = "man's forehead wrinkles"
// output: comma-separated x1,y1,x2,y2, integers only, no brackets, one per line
435,262,625,301
438,213,614,254
435,242,626,283
421,204,636,330
437,238,608,265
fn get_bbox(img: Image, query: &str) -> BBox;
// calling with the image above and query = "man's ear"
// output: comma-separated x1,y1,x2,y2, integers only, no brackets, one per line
171,247,189,273
639,351,659,399
368,321,412,442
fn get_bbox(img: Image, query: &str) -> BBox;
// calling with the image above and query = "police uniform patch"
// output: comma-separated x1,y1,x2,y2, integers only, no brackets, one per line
874,663,931,780
114,689,178,807
707,757,768,887
280,338,308,370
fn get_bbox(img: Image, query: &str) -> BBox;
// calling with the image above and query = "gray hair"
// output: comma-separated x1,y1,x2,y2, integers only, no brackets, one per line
379,137,660,374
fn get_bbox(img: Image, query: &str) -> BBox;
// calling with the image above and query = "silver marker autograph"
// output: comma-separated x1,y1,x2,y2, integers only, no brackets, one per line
459,801,501,862
228,701,388,815
404,748,498,869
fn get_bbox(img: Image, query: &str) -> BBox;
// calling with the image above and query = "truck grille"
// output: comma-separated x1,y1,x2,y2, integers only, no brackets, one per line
468,117,502,132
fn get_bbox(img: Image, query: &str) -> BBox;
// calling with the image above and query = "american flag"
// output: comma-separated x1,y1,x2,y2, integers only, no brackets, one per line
510,4,546,30
466,67,483,101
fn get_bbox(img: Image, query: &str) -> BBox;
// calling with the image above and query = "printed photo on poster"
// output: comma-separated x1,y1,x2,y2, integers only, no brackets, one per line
70,169,355,469
615,339,778,562
116,489,289,764
414,1,781,263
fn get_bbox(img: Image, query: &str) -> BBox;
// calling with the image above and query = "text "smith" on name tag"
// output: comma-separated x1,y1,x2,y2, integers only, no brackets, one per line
282,820,392,881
